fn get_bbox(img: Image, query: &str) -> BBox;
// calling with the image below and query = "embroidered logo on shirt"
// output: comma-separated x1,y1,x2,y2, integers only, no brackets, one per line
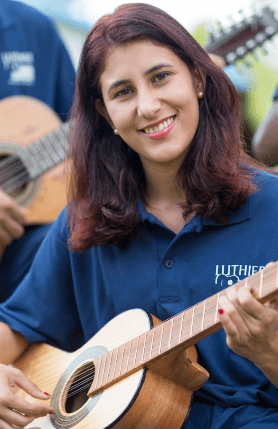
215,264,265,287
1,51,35,86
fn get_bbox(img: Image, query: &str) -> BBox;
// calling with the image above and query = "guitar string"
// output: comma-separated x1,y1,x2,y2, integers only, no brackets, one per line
33,269,278,397
46,279,278,397
1,169,30,193
0,128,68,192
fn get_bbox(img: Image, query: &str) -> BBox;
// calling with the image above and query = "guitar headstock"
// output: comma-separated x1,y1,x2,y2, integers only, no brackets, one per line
205,6,278,65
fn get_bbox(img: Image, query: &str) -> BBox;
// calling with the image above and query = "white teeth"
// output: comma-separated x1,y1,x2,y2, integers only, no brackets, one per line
143,116,175,134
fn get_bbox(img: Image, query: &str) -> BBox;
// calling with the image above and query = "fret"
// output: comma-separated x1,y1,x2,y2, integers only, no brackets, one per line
93,355,101,390
140,332,147,365
95,352,107,390
121,341,132,376
191,303,205,337
158,323,164,355
134,332,147,367
160,319,174,355
106,349,119,384
149,328,155,359
126,338,139,373
36,140,58,167
149,324,163,360
103,350,113,385
180,307,194,343
15,123,69,180
178,312,184,344
202,296,217,331
169,313,183,348
110,347,119,382
132,337,140,369
189,306,195,338
142,330,155,363
168,318,174,349
115,343,125,379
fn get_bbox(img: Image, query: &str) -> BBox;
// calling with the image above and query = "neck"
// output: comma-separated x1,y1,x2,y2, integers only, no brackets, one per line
142,159,185,206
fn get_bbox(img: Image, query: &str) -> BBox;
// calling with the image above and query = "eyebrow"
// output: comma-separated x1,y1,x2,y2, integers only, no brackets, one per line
107,63,174,94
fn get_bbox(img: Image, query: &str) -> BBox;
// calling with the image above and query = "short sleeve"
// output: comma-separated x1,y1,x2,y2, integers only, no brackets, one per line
0,209,84,351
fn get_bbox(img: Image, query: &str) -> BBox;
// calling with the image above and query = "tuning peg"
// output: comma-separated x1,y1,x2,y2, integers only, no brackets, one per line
225,52,237,64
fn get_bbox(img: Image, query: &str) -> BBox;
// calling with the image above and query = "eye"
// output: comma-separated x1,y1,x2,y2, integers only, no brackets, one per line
115,87,133,98
153,72,170,83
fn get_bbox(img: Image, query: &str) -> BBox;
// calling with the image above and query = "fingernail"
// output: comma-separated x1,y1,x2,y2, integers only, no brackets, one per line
218,309,224,315
43,392,51,396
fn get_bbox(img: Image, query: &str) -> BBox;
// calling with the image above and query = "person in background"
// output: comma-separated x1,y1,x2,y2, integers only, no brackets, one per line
251,83,278,166
0,3,278,428
0,0,76,300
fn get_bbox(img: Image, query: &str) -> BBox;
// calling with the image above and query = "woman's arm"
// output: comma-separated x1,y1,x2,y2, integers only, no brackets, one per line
0,322,54,428
0,322,28,364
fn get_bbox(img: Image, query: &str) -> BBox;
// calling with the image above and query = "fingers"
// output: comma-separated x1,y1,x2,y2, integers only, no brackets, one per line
0,365,54,429
0,189,26,246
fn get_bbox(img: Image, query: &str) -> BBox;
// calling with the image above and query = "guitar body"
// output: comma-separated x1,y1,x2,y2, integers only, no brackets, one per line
14,309,205,429
0,96,68,224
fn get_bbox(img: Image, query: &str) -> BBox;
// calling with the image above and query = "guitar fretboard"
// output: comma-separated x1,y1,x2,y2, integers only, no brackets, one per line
90,262,278,395
18,122,69,179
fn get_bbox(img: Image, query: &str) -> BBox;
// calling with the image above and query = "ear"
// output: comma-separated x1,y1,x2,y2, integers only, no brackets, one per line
192,68,205,94
95,99,116,130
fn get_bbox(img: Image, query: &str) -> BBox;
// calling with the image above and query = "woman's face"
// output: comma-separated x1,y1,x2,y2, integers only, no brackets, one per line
97,40,203,171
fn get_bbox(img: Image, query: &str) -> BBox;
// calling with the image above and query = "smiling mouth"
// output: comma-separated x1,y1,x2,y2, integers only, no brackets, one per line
142,116,176,134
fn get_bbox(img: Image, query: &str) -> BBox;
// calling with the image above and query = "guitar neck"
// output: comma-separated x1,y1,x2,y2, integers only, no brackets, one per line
205,6,278,65
89,261,278,396
18,122,69,180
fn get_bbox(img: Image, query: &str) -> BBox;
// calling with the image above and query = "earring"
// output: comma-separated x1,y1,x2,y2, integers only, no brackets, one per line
197,91,204,99
114,129,119,135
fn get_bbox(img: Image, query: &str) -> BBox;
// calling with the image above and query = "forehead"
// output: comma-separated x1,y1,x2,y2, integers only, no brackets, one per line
99,40,187,89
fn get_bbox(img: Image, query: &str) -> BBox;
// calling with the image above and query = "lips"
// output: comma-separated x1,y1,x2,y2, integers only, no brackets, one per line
141,115,176,135
140,115,176,140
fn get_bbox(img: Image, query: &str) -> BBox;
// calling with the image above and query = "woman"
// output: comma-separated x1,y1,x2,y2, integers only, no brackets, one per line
0,3,278,428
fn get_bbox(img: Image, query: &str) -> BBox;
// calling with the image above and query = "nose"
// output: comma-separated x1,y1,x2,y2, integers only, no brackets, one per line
137,89,161,119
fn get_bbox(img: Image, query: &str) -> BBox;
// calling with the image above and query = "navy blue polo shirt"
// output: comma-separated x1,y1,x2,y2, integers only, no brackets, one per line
0,170,278,427
0,0,75,121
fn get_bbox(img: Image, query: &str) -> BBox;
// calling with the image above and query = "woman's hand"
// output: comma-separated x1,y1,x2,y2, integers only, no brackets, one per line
0,363,54,428
218,281,278,384
0,189,26,248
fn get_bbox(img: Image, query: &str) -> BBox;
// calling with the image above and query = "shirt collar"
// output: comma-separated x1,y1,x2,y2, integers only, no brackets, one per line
138,196,251,228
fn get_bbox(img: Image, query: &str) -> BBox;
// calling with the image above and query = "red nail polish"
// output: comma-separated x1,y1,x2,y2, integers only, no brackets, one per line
218,309,224,315
43,392,51,396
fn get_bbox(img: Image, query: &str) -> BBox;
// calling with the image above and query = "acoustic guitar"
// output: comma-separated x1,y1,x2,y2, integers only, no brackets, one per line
13,261,278,428
205,6,278,65
0,96,69,257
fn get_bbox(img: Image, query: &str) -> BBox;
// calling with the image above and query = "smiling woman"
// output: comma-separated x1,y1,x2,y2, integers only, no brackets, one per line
0,3,278,429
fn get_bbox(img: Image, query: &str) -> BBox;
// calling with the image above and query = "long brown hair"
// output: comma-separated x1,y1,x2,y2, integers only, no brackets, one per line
68,3,263,251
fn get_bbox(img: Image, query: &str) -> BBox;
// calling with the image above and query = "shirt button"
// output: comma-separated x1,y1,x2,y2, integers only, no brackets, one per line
165,259,174,269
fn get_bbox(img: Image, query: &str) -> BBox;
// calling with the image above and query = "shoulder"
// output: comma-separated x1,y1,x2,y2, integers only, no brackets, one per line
251,169,278,209
6,0,57,34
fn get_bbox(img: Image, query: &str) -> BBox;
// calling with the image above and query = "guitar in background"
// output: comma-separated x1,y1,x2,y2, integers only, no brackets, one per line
0,96,70,259
205,6,278,65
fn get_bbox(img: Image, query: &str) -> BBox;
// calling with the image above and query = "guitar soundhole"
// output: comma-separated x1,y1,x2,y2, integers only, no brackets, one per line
64,362,95,414
0,153,30,197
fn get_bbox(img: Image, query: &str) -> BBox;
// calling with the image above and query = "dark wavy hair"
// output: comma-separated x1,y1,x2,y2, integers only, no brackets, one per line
68,3,262,251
